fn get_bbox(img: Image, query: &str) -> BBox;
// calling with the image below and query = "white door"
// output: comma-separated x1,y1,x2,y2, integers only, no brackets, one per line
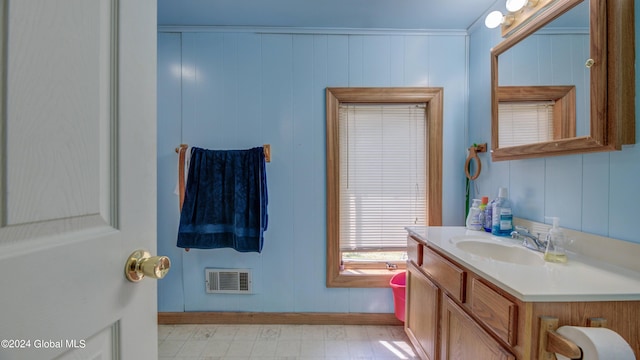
0,1,160,359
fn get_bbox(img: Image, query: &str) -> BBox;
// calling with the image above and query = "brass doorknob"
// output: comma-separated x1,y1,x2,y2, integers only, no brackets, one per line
125,250,171,282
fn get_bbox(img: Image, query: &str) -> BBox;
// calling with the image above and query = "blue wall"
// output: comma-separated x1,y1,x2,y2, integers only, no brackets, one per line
157,30,470,312
158,1,640,314
467,1,640,244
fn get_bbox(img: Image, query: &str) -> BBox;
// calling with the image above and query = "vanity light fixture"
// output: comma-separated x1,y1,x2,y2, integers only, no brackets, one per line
486,0,542,29
506,0,539,12
485,10,515,29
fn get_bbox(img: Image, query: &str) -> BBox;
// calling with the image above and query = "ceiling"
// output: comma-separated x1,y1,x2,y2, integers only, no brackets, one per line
157,0,499,30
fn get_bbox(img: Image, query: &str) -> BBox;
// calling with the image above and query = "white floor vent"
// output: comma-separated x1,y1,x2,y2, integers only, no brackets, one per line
205,269,252,294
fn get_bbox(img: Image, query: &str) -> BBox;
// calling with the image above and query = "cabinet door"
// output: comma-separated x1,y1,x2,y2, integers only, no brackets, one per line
406,262,439,360
441,295,515,360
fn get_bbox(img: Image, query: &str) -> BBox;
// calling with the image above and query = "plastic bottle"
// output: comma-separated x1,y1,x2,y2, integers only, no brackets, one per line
484,197,495,232
491,187,513,236
478,196,488,230
466,199,483,231
543,217,568,263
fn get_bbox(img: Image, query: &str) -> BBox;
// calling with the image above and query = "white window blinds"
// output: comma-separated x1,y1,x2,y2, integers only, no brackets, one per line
338,104,427,252
498,101,554,147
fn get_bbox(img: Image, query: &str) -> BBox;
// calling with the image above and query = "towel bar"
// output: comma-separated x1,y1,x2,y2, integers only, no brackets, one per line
175,143,271,162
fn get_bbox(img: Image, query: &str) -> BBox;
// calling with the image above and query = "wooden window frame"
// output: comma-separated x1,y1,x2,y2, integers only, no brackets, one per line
326,87,443,288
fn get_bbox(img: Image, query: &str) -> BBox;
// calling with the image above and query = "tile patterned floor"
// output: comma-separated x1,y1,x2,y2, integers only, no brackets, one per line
158,324,418,359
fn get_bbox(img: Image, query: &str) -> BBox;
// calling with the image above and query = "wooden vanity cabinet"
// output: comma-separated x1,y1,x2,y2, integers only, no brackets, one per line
405,235,515,360
406,261,440,360
405,235,640,360
441,294,515,360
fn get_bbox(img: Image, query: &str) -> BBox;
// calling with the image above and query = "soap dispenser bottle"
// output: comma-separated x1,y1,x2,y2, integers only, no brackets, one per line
544,217,568,263
466,199,483,231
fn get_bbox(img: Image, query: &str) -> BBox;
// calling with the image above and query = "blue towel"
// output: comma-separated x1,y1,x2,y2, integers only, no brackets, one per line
177,146,268,252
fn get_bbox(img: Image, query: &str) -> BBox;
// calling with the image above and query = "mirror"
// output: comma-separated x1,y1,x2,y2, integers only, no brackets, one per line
490,0,635,161
499,2,587,143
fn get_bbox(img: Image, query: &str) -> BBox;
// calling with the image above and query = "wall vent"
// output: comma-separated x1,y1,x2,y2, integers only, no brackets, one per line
205,268,252,294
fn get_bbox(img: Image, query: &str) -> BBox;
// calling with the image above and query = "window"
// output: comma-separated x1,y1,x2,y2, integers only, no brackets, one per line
339,104,426,263
326,88,443,288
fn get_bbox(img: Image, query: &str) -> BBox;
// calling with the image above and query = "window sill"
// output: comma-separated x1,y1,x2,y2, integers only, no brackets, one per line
327,268,404,288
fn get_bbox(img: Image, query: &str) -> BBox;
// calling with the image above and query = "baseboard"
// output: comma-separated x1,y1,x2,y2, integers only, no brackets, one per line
158,312,403,326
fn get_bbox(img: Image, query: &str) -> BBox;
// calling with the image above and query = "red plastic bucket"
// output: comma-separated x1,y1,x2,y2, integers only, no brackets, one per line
389,271,406,322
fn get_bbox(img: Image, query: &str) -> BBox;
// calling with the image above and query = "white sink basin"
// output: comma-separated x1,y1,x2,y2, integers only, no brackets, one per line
455,239,545,266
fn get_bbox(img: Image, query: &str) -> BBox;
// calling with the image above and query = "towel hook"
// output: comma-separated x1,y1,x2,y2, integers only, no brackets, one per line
465,143,487,180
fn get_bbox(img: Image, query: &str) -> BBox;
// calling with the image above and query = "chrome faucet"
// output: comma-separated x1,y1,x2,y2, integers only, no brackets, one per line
510,226,546,252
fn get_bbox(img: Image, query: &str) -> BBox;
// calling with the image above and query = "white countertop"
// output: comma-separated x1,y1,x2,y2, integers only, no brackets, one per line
406,226,640,302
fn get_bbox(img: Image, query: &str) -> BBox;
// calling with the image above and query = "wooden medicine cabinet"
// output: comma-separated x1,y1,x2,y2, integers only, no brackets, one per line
490,0,635,161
